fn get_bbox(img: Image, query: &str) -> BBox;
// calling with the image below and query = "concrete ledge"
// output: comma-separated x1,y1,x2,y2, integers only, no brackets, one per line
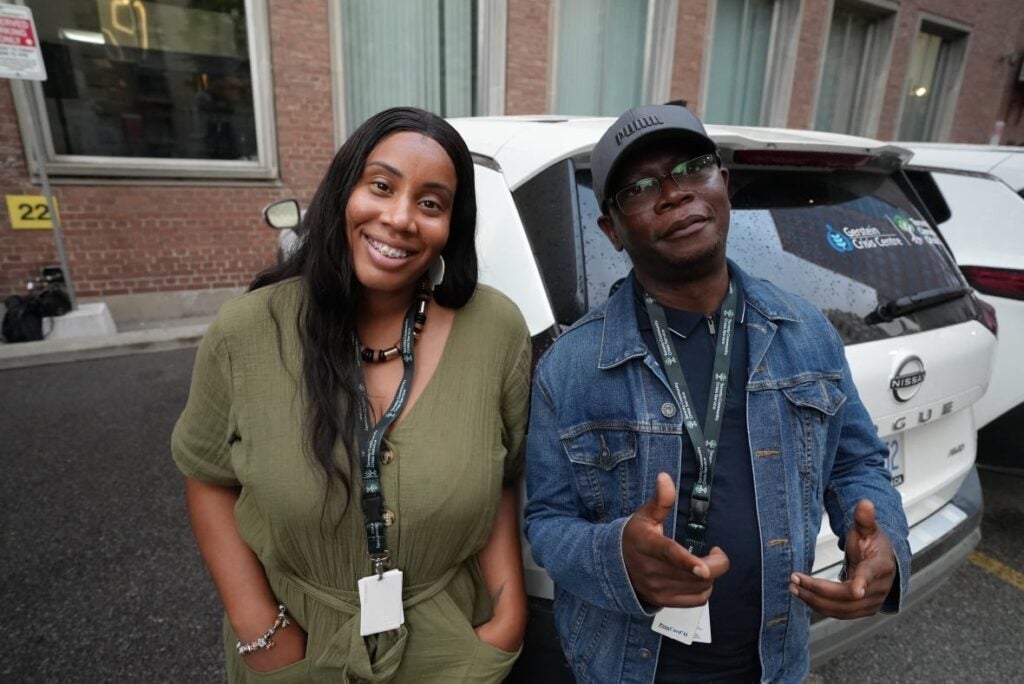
0,322,209,370
46,302,118,340
83,286,243,326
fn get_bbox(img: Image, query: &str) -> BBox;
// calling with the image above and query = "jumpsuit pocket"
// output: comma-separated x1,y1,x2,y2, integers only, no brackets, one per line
420,591,519,682
561,428,638,522
239,658,311,681
224,614,311,682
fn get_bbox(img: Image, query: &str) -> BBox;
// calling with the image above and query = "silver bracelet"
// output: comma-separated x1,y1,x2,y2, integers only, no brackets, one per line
235,604,291,656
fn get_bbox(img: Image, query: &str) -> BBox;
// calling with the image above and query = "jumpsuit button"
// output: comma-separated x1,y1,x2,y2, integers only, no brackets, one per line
382,509,396,527
660,402,677,418
639,647,653,660
380,449,395,465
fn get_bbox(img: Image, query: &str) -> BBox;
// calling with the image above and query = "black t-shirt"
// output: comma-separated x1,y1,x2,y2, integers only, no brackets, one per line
634,276,763,683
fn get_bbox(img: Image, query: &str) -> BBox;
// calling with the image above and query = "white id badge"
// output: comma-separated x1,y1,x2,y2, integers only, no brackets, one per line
651,605,703,645
652,604,712,645
358,569,405,636
691,603,712,644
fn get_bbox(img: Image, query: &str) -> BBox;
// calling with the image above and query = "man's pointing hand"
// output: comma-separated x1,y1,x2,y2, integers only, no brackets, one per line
623,473,730,607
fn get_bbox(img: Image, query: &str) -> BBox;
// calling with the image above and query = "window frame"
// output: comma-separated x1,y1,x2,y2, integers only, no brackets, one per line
545,0,678,114
9,0,279,182
895,12,972,142
329,0,508,145
810,0,898,137
699,0,802,126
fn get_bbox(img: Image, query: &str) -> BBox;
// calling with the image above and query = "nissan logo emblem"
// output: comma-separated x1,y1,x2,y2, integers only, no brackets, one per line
890,356,925,402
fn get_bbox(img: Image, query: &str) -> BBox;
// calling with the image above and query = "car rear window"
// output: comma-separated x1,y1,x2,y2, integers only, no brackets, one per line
572,166,980,344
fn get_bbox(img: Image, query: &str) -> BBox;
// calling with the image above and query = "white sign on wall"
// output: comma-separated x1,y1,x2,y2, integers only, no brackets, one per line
0,3,46,81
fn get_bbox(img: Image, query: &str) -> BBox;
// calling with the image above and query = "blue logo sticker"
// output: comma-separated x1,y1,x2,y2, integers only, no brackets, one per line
826,223,855,253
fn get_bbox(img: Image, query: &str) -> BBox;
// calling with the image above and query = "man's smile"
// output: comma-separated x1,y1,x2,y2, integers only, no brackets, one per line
660,214,711,241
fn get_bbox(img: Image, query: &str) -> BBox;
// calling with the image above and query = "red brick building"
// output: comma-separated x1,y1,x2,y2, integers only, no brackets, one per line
2,0,1022,318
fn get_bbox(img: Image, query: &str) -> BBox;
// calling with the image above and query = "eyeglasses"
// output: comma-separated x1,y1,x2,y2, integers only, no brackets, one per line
609,153,721,215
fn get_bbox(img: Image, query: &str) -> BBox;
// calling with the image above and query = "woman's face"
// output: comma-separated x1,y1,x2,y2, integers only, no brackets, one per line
346,131,457,298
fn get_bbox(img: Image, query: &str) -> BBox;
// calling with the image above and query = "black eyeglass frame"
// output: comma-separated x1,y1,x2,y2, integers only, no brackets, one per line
604,152,722,216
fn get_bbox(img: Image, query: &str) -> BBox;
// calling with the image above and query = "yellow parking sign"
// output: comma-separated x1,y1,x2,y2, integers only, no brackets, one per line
6,195,59,229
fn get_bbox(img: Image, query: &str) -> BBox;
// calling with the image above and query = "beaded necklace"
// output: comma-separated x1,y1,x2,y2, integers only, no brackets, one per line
358,283,431,363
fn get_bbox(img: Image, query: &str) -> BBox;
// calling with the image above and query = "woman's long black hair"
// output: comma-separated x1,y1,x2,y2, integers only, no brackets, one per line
250,107,478,507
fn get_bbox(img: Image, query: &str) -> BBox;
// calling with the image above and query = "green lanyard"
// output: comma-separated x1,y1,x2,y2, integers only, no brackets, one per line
355,302,418,577
642,281,738,555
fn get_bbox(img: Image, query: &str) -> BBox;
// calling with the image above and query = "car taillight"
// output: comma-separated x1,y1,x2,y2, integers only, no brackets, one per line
730,150,873,167
961,266,1024,301
977,299,998,337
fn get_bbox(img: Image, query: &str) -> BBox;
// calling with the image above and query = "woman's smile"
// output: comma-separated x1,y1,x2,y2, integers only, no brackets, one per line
364,234,417,261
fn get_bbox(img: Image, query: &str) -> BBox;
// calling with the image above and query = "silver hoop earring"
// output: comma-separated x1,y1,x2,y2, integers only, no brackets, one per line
428,256,446,289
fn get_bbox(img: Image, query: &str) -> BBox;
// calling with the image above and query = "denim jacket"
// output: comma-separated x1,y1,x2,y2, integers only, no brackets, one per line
523,264,911,683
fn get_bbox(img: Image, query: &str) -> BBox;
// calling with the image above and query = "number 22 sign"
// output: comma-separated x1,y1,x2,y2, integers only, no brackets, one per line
6,194,60,229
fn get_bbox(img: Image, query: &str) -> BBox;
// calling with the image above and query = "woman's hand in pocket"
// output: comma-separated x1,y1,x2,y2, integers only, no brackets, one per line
474,614,524,653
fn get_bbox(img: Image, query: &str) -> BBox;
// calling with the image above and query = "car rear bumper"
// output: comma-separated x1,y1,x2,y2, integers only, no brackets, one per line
808,467,983,667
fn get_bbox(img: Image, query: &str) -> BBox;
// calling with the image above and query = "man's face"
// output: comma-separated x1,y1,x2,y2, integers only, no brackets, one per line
597,139,731,282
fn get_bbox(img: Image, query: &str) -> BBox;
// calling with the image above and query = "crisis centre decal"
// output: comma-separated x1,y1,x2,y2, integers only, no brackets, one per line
824,213,942,254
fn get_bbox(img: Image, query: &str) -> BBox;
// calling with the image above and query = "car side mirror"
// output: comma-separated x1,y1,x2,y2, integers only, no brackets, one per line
263,199,301,230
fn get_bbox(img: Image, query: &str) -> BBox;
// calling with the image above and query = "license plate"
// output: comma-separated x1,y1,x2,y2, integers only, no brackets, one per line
884,435,905,487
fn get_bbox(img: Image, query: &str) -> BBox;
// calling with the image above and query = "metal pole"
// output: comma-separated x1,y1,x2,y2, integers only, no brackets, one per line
27,87,77,309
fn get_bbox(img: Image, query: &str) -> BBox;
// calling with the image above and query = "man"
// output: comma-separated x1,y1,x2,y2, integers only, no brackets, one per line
522,104,910,683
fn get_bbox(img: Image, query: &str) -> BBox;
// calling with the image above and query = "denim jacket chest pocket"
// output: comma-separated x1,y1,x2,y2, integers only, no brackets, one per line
561,428,639,523
779,377,847,484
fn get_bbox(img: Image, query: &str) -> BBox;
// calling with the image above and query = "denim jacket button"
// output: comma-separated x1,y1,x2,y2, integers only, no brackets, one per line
661,402,677,418
638,647,653,660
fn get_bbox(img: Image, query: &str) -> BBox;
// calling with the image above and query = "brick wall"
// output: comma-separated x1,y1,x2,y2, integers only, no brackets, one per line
669,0,710,110
4,0,1020,302
877,0,1023,142
787,0,830,130
0,0,335,300
505,0,551,114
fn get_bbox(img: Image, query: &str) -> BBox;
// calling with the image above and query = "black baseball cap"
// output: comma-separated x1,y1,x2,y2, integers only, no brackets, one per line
591,104,717,207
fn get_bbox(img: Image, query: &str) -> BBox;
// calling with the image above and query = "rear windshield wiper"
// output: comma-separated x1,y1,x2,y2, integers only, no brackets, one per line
865,285,972,324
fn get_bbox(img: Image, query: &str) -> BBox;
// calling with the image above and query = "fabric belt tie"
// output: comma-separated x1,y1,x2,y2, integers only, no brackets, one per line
276,565,460,683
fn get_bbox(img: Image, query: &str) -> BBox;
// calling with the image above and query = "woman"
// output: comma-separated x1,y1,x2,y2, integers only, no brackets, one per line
172,107,530,682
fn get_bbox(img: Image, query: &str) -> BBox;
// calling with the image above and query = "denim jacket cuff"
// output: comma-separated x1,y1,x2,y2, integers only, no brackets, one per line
876,521,910,614
603,514,658,618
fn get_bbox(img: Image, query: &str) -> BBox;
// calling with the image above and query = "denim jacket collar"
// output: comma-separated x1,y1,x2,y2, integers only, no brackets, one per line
595,260,802,371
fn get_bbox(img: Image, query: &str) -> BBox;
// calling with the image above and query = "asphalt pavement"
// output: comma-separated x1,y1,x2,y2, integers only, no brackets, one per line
1,348,1022,682
0,348,222,683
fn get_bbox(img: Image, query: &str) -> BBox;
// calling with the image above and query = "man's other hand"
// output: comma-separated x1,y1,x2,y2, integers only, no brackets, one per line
622,472,730,608
789,499,897,619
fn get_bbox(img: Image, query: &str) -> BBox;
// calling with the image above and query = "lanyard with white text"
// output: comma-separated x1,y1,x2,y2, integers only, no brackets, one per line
355,302,418,577
643,281,738,555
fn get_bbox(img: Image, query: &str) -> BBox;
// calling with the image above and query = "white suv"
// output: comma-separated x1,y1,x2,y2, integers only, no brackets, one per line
265,118,996,675
900,143,1024,474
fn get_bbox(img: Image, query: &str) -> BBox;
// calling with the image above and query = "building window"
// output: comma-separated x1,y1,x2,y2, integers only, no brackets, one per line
703,0,800,126
335,0,506,136
13,0,277,180
814,0,896,136
898,20,970,141
549,0,677,116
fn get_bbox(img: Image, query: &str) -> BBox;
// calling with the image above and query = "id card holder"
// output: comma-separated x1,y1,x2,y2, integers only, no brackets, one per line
358,569,405,636
651,603,712,645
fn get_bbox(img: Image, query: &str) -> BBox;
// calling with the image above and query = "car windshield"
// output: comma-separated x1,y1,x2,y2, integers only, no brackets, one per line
569,166,979,344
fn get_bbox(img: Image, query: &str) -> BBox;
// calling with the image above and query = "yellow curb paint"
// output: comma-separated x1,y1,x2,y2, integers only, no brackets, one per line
968,551,1024,592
